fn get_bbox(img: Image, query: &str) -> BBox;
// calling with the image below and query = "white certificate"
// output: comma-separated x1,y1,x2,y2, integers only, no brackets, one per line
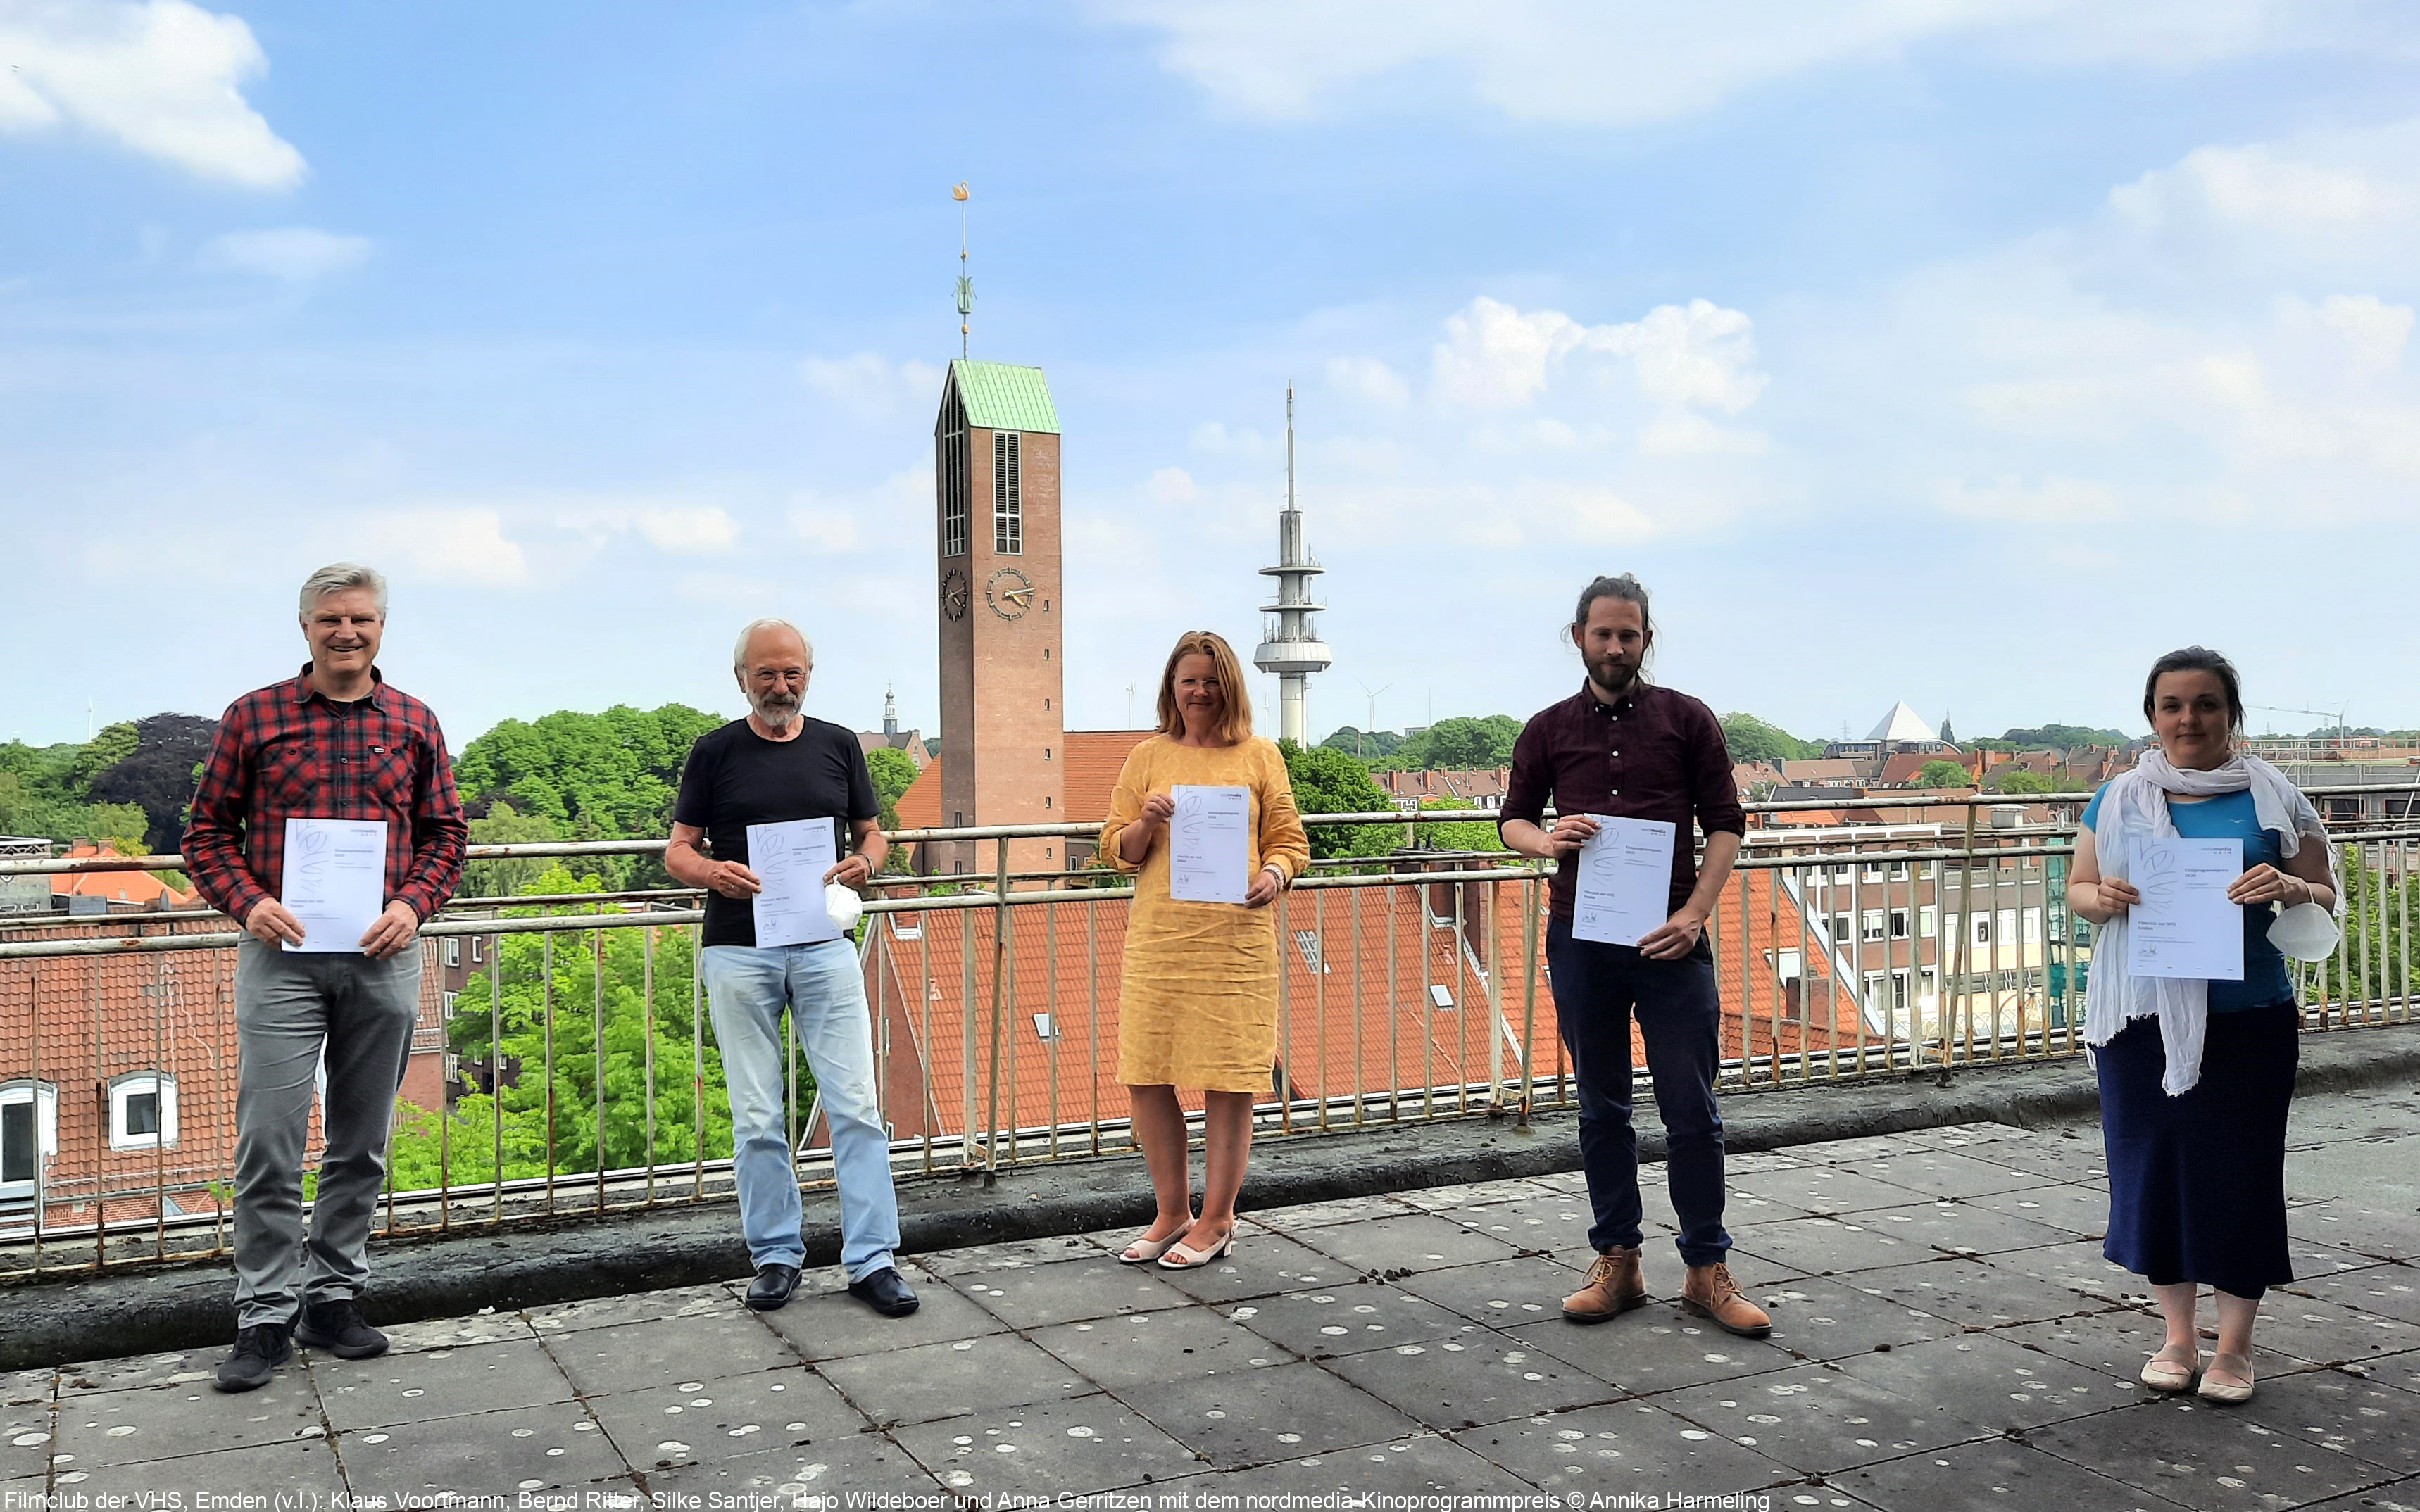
1168,784,1251,905
2128,837,2245,981
1572,814,1677,947
280,817,388,953
747,818,843,947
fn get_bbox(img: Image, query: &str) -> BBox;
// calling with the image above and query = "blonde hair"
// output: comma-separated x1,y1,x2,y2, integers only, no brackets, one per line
1155,631,1255,745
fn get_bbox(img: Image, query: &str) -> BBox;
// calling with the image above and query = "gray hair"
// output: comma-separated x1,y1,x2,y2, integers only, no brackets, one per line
299,562,388,620
732,617,813,672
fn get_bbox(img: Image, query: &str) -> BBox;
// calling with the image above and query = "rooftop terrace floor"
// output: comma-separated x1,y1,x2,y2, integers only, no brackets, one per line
7,1087,2419,1511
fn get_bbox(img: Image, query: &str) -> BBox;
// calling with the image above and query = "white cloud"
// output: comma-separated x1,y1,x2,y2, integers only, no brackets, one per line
790,510,863,553
674,571,780,604
788,470,930,555
800,351,946,420
1931,474,2122,522
1189,420,1267,455
1091,0,2338,127
198,227,371,281
1146,466,1198,504
2112,144,2408,232
634,506,739,554
356,509,529,588
1430,296,1766,414
0,0,305,188
1324,355,1408,405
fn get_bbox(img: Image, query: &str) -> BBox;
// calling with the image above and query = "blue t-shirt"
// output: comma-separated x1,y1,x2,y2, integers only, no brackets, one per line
2081,786,2293,1010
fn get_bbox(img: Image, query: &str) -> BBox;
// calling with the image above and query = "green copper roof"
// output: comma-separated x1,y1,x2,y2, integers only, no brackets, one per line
949,359,1059,435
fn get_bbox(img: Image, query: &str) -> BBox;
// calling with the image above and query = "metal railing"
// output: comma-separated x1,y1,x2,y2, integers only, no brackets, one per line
1,788,2412,1280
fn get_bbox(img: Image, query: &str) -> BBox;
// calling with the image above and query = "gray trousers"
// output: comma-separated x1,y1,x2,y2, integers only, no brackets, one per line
232,938,422,1327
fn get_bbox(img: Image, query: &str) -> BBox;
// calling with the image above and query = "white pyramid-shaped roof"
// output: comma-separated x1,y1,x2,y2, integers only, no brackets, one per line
1866,702,1939,743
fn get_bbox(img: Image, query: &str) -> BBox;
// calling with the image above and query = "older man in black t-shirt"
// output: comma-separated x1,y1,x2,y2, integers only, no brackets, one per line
667,617,915,1316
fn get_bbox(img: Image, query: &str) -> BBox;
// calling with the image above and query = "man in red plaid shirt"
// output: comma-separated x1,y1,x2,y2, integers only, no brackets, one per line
183,562,466,1392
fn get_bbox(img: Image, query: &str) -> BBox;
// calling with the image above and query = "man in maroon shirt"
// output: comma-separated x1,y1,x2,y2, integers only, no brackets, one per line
1499,574,1768,1337
183,563,466,1391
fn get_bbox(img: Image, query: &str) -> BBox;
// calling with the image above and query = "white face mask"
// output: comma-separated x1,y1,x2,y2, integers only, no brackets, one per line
825,882,865,932
2267,901,2340,962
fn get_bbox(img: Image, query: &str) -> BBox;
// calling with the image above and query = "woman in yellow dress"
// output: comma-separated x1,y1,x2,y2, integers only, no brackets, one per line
1101,630,1310,1270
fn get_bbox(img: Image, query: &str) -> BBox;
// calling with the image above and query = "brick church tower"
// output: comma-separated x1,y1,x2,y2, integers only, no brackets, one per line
933,360,1066,877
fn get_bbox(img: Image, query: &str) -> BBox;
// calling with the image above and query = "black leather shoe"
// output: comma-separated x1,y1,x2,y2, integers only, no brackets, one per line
213,1322,292,1392
846,1266,920,1317
746,1263,803,1311
294,1298,389,1359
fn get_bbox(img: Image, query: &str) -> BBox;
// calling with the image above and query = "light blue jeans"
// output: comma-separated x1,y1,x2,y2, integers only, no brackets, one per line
701,940,900,1280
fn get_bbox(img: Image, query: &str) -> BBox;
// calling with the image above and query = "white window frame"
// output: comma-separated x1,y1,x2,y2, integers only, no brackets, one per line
107,1071,177,1152
441,990,460,1016
1890,908,1910,940
1919,905,1937,938
1862,909,1886,942
1998,908,2018,947
442,938,461,967
470,935,483,962
2022,907,2042,943
1775,948,1803,982
0,1081,60,1195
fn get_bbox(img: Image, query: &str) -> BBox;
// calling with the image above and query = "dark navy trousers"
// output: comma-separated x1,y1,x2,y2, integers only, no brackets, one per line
1545,915,1733,1266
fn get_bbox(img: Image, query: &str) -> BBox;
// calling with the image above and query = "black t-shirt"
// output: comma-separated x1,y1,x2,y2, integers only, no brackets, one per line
672,717,879,947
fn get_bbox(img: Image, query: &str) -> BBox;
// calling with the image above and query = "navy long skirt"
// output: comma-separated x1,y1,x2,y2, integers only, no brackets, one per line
2098,999,2298,1301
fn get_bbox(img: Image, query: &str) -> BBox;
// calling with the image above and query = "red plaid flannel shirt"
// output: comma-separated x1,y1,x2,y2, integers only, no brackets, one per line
184,666,468,927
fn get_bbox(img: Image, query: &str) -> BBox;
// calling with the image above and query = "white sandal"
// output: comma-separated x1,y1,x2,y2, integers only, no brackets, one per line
1157,1229,1236,1270
1120,1226,1190,1264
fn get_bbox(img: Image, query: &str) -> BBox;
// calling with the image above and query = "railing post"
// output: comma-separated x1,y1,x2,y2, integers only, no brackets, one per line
1518,875,1538,1129
982,835,1009,1182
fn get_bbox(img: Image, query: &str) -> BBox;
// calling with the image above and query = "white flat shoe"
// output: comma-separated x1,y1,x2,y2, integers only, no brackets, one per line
2198,1351,2255,1404
2140,1345,2201,1393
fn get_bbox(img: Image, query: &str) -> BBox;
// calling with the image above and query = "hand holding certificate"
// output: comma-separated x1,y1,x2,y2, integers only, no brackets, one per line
2127,837,2245,981
748,818,844,947
1167,784,1250,904
280,818,388,953
1572,814,1677,947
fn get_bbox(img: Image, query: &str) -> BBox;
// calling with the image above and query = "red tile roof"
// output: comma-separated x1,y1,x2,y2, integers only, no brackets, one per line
46,844,194,907
893,729,1156,833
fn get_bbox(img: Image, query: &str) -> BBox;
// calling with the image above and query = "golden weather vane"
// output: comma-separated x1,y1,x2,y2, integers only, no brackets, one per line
952,182,974,360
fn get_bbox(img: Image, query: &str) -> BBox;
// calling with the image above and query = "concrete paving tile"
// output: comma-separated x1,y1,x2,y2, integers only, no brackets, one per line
1424,1192,1598,1253
46,1435,346,1499
1722,1236,1819,1288
1843,1256,2105,1329
1319,1326,1621,1429
313,1337,573,1431
2316,1203,2420,1263
52,1368,321,1466
1988,1306,2286,1389
2283,1264,2420,1327
1724,1187,1824,1226
1726,1216,1937,1278
1394,1176,1565,1211
1241,1430,1541,1494
1855,1149,2060,1199
1286,1211,1525,1275
945,1254,1190,1329
2289,1480,2420,1512
527,1280,741,1335
639,1431,940,1499
1731,1168,1936,1218
1998,1236,2145,1305
895,1392,1203,1497
1750,1276,1967,1361
1029,1306,1286,1388
376,1309,540,1354
2233,1366,2420,1480
548,1311,800,1397
2354,1350,2420,1396
1221,1283,1476,1359
1455,1398,1797,1494
1787,1133,1937,1166
1829,1434,2194,1512
341,1399,625,1496
58,1349,217,1396
1652,1362,1984,1475
1244,1193,1408,1230
2293,1230,2406,1276
1959,1180,2111,1236
2262,1292,2420,1366
1144,1230,1343,1304
1391,1254,1598,1323
1,1389,54,1483
2028,1394,2395,1512
919,1235,1147,1275
1117,1360,1417,1469
1726,1149,1815,1173
587,1366,868,1472
1506,1314,1798,1394
1844,1198,2076,1258
1827,1330,2140,1432
755,1264,1008,1360
815,1331,1090,1428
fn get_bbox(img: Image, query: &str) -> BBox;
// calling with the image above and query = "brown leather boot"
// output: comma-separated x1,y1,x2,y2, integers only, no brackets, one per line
1681,1261,1771,1337
1560,1245,1646,1324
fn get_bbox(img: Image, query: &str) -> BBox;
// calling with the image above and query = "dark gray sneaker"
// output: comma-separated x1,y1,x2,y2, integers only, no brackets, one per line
294,1299,389,1359
213,1323,292,1392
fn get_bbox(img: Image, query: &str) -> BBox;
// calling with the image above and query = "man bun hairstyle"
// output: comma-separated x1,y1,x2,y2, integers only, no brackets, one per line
2142,645,2244,731
1571,573,1655,679
298,562,388,621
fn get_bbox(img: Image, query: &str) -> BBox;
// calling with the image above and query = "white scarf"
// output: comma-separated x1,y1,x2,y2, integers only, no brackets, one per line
2082,748,2342,1095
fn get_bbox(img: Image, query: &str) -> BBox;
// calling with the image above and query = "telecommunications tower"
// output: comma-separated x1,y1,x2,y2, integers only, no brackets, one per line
1253,386,1333,745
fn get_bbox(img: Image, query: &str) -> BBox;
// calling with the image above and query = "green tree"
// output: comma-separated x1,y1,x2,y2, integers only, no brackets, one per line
453,703,722,888
388,865,737,1188
1915,759,1970,788
1278,739,1397,861
1410,795,1510,854
2000,724,2129,750
1318,726,1403,760
462,800,569,899
1378,715,1522,771
1720,713,1822,764
865,747,920,829
1990,769,2054,794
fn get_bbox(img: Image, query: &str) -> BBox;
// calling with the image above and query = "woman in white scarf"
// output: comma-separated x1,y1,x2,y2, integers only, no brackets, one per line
2068,648,2340,1406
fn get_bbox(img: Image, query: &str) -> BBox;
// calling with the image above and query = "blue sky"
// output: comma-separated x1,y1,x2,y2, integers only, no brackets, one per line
4,1,2416,750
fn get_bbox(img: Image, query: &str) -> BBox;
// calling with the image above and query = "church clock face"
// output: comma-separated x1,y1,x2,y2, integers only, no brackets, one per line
940,567,970,622
986,565,1036,619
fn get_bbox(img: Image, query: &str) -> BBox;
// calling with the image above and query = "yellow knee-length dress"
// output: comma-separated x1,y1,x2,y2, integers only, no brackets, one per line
1102,736,1312,1092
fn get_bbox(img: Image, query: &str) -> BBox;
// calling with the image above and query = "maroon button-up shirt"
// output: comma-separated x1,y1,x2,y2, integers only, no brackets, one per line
1500,681,1745,921
184,666,467,928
